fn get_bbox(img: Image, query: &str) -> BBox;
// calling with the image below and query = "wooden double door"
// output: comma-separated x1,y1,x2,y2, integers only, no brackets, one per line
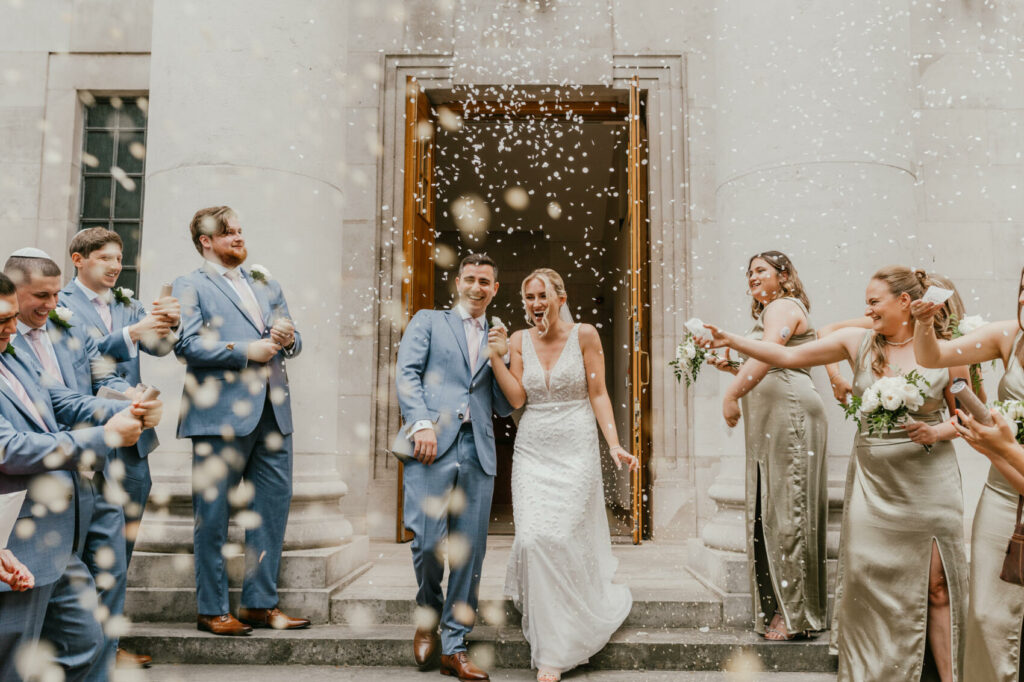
396,77,652,544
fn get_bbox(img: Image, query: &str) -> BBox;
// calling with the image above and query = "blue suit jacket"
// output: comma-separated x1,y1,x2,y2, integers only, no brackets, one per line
0,350,126,590
392,309,513,476
59,280,163,457
12,320,133,397
172,263,301,439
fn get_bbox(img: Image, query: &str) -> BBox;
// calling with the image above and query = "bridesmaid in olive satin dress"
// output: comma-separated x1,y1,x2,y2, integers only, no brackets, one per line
701,265,970,682
913,270,1024,682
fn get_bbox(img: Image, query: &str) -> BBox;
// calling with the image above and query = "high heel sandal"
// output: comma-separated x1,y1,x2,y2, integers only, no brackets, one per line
537,668,561,681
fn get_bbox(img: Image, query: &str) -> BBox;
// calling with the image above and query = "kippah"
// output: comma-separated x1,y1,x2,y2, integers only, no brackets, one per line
10,247,52,259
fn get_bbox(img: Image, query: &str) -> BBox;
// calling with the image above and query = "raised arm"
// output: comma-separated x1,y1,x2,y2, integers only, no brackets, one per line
703,322,861,369
580,324,637,472
911,300,1014,368
490,330,526,410
721,300,808,426
818,316,871,402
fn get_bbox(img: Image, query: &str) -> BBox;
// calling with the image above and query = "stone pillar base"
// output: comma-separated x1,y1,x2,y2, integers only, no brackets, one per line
126,535,370,625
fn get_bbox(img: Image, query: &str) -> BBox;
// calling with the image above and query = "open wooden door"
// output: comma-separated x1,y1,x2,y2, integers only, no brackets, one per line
627,76,652,544
397,76,437,542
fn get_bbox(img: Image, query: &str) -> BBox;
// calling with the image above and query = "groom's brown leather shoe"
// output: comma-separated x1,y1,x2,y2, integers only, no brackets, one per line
440,652,489,680
414,627,440,669
237,607,311,630
196,613,252,636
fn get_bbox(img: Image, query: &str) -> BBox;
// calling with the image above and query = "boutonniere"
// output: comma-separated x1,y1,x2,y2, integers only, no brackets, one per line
249,264,271,284
48,307,74,329
3,344,16,358
112,287,133,306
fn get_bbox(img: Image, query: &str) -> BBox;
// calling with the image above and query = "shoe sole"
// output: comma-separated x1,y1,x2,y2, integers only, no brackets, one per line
238,621,312,630
439,669,489,681
196,626,252,636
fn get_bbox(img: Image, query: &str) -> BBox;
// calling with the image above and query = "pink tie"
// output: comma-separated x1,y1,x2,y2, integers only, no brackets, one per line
26,329,64,386
467,318,481,371
93,297,113,333
0,358,49,431
225,271,266,331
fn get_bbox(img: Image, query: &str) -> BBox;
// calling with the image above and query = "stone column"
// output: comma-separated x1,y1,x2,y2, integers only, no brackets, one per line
689,0,917,624
130,1,366,623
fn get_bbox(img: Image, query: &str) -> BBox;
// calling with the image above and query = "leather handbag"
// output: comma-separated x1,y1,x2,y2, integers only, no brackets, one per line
1000,495,1024,585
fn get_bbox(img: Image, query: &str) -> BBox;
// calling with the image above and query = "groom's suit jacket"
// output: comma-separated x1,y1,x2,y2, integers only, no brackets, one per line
392,308,514,476
0,350,125,590
172,262,301,438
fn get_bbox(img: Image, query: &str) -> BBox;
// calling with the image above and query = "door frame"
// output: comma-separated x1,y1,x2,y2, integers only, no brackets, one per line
372,55,693,542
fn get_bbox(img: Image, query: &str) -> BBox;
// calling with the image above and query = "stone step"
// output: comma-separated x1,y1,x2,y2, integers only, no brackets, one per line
120,623,837,673
330,583,722,630
126,536,371,624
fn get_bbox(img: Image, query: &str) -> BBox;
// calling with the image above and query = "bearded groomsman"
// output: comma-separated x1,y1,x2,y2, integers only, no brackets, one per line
5,249,151,675
172,205,308,636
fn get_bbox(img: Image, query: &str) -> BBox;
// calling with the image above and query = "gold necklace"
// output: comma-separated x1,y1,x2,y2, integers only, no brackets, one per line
883,335,913,347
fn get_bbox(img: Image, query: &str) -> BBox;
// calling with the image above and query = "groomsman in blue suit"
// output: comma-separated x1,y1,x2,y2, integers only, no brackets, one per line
5,249,153,676
173,205,308,636
0,271,158,682
60,228,179,574
392,253,513,681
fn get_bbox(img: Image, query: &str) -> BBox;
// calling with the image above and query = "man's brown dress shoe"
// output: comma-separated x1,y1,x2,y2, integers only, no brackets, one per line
116,647,153,668
237,607,311,630
196,613,253,636
440,652,489,681
413,627,440,669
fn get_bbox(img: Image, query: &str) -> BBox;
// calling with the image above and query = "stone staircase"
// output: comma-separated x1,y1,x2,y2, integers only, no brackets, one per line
121,538,838,674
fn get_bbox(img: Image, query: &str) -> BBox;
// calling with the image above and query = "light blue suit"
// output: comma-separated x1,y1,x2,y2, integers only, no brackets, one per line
172,262,301,615
14,320,136,680
0,349,127,682
392,308,513,654
59,280,165,563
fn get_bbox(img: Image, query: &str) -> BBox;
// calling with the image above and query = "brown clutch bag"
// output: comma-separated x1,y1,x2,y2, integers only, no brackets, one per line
1000,495,1024,585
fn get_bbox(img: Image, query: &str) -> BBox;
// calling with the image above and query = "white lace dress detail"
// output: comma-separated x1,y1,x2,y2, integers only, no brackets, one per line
504,324,632,670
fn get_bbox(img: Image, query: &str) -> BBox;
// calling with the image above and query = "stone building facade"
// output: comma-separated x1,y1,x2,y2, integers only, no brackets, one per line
1,0,1022,621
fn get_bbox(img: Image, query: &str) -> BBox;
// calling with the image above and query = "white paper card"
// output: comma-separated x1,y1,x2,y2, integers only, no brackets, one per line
685,317,710,340
922,286,954,305
0,490,27,548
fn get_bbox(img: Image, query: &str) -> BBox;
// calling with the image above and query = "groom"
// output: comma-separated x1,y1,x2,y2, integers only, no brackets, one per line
393,253,512,681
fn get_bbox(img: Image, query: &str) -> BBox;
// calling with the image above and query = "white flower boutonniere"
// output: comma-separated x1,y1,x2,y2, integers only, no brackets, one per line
249,264,271,284
49,307,74,329
112,287,133,306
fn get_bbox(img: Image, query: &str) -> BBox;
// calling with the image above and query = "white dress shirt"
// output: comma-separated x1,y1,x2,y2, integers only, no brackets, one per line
74,278,137,358
204,259,266,331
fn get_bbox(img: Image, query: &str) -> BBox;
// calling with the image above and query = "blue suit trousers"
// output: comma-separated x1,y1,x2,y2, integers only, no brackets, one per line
402,424,494,655
191,398,293,615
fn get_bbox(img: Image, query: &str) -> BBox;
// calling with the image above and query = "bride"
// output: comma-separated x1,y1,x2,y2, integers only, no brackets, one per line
489,267,637,682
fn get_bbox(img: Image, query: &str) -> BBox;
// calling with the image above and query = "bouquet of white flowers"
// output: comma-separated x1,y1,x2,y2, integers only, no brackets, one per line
843,371,930,439
669,318,740,387
993,399,1024,445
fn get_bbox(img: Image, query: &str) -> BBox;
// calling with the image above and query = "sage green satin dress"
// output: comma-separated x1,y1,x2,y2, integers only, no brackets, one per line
831,331,967,681
740,298,829,635
964,331,1024,682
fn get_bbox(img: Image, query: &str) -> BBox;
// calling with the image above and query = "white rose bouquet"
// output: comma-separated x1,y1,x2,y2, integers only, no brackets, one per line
993,399,1024,445
843,370,931,445
669,318,740,387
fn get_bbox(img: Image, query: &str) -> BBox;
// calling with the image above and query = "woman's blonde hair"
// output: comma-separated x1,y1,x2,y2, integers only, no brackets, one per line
521,268,567,334
747,251,810,319
865,265,950,377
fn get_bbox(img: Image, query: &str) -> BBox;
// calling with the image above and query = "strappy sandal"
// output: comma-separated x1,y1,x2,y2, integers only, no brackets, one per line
763,612,796,641
537,668,561,681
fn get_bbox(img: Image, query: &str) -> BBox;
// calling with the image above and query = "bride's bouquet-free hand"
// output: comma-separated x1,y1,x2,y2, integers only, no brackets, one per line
993,399,1024,445
843,370,931,448
669,318,740,387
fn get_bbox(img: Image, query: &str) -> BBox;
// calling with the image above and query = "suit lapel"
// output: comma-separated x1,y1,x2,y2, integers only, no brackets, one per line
201,264,262,333
445,310,471,374
63,283,110,335
47,323,77,390
0,355,57,431
242,269,273,326
110,295,127,331
471,318,490,379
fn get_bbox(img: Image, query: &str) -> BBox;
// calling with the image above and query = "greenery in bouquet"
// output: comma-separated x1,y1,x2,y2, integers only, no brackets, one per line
993,399,1024,446
842,370,931,438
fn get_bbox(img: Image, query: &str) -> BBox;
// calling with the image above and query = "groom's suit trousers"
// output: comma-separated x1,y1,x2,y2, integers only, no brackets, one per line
403,423,493,655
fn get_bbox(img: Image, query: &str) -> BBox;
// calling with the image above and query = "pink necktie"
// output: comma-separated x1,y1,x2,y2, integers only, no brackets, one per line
26,329,64,386
467,318,481,370
93,297,113,333
225,271,266,332
0,358,49,431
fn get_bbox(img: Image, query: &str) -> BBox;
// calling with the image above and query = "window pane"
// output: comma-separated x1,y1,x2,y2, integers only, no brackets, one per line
116,131,145,174
119,102,147,129
113,223,141,265
82,177,112,219
84,131,114,173
115,269,138,293
85,102,117,128
113,183,143,219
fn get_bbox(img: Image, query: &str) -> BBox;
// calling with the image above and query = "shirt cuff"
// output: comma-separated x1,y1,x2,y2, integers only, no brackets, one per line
407,420,434,439
123,328,138,358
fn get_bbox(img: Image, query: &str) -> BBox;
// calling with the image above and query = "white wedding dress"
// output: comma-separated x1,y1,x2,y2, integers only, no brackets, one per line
504,324,633,671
